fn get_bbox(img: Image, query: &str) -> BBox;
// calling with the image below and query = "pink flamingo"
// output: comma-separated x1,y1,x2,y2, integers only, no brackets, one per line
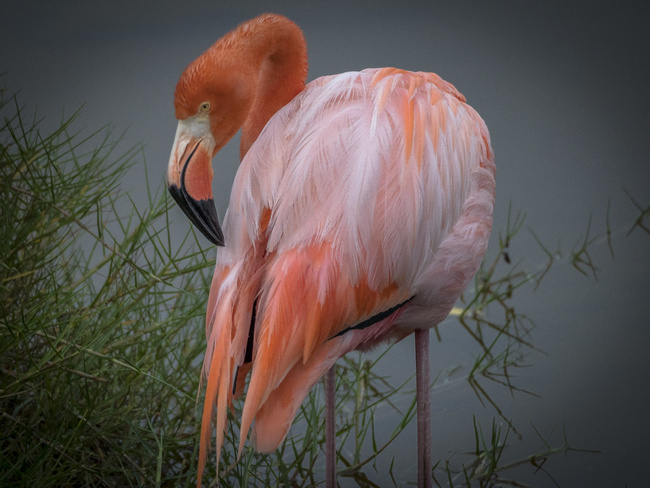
167,13,495,487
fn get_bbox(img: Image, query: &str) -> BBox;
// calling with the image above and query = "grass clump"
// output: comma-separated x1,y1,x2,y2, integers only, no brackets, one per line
0,89,213,486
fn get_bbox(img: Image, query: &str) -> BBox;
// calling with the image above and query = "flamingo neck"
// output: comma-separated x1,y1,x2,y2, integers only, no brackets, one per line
224,15,308,159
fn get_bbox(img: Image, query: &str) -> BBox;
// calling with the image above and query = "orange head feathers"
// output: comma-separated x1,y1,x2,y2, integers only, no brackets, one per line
166,14,308,247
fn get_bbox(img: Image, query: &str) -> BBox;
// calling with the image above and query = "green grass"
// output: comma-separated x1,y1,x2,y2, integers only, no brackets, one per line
0,88,211,486
4,87,640,487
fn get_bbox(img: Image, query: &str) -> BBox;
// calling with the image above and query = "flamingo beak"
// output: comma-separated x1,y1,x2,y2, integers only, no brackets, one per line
167,119,224,246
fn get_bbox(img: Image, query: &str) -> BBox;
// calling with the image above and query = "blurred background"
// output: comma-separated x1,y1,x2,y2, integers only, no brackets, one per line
2,1,649,486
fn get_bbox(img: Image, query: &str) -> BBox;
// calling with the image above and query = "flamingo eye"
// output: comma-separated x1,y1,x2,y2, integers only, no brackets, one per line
199,102,211,113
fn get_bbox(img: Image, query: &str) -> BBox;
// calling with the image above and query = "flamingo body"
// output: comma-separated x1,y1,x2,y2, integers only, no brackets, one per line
204,67,494,467
165,14,495,485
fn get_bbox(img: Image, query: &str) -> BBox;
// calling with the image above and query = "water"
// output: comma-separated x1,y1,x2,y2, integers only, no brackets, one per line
2,2,648,485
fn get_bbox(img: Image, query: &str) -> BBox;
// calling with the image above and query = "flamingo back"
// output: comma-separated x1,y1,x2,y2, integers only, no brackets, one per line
198,68,495,471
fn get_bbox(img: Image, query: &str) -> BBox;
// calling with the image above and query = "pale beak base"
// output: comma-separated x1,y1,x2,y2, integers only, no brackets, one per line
167,118,224,246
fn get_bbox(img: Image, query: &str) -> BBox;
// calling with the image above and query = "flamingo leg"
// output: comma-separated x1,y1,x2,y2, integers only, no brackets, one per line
325,366,337,488
415,329,432,488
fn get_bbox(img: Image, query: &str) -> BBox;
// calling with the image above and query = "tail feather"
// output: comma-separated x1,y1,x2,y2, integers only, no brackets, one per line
197,259,262,485
250,286,411,452
197,285,234,486
238,245,407,455
238,246,346,453
251,339,345,452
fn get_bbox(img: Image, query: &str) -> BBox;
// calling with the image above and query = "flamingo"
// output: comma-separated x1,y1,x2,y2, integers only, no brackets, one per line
167,13,495,487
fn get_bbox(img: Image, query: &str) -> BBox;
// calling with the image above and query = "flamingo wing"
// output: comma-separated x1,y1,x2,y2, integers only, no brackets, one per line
198,68,495,470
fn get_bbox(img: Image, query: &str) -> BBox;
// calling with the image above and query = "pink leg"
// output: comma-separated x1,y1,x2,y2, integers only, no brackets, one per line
325,366,336,488
415,329,432,488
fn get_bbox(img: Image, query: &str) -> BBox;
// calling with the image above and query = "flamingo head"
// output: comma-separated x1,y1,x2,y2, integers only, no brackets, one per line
167,53,253,247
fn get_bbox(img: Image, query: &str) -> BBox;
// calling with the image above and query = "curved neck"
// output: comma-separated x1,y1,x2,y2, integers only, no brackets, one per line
218,15,308,159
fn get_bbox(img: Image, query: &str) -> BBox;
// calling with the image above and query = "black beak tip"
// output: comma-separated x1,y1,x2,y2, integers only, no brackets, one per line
168,184,225,247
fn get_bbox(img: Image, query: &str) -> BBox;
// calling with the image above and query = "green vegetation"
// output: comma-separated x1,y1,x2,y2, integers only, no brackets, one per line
0,89,211,486
4,88,643,487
